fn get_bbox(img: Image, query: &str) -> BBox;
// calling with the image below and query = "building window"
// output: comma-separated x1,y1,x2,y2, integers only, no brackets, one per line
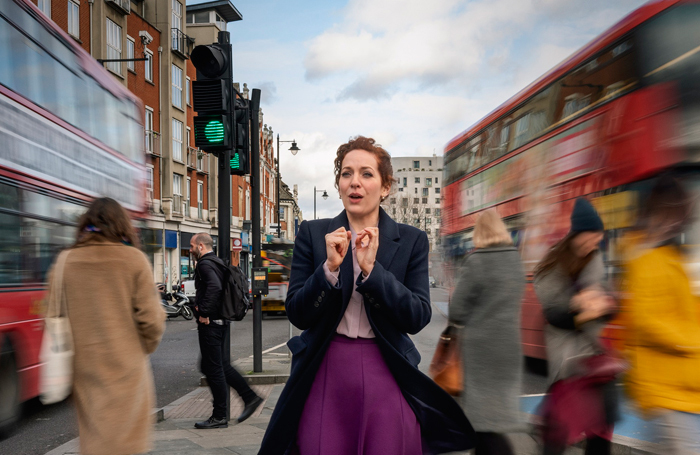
435,208,441,217
68,0,80,38
172,0,182,31
398,188,403,192
426,178,432,187
173,174,182,213
401,199,408,207
403,177,407,187
413,198,419,204
186,77,191,106
392,208,396,215
422,197,428,204
435,198,440,204
422,188,429,197
172,118,183,161
172,64,183,109
106,19,122,75
429,159,432,166
425,208,431,214
412,208,418,214
126,36,135,72
426,218,432,225
390,198,396,204
413,160,420,169
38,0,51,17
435,177,438,184
198,182,204,219
435,187,441,194
186,177,191,215
146,166,154,201
144,107,154,153
215,12,225,30
145,49,153,82
414,188,417,194
414,177,420,184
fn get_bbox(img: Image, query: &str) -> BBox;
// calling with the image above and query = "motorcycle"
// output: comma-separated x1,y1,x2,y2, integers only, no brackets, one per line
157,283,194,320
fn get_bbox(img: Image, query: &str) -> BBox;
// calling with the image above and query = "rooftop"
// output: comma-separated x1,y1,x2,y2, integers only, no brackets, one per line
187,0,242,23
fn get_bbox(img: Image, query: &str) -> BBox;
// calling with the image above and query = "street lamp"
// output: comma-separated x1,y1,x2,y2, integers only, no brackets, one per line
314,186,329,220
276,134,300,238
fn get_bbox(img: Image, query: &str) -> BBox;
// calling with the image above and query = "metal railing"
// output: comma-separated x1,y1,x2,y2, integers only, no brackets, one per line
173,195,182,214
187,147,197,169
106,0,130,13
145,130,160,156
187,147,209,173
171,28,192,58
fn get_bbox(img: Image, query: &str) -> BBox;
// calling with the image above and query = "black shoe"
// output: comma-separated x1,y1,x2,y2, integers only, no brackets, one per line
237,396,264,423
194,416,228,429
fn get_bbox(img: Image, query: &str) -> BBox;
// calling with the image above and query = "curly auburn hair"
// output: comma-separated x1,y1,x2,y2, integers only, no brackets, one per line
333,136,395,190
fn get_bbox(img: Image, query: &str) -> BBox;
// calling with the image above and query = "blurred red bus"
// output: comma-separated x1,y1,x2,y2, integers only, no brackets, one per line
0,0,145,433
442,0,700,360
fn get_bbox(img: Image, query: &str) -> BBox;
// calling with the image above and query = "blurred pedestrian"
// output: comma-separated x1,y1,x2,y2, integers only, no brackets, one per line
534,198,618,455
449,208,525,455
623,176,700,453
189,233,262,429
258,136,474,455
45,197,165,455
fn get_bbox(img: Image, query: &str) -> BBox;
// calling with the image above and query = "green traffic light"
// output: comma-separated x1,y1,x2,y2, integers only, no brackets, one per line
230,152,240,169
204,120,225,143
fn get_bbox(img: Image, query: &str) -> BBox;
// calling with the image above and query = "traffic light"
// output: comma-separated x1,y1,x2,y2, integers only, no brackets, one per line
230,98,249,175
191,41,232,152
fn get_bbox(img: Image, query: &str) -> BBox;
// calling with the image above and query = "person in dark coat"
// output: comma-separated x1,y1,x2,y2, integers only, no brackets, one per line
534,198,618,455
450,208,526,455
258,136,474,455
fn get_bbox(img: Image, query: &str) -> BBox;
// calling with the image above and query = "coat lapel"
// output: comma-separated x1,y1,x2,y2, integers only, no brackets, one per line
327,211,354,310
376,207,400,272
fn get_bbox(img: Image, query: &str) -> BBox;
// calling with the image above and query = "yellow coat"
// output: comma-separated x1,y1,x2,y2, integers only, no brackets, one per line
624,245,700,416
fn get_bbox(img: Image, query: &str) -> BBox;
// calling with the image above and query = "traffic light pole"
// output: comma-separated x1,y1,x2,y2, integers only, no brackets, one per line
250,89,263,373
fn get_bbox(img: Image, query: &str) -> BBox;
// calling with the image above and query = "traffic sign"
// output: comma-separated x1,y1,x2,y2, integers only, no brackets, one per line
232,238,242,251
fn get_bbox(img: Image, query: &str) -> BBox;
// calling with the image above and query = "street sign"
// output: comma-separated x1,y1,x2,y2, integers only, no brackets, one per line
232,238,242,251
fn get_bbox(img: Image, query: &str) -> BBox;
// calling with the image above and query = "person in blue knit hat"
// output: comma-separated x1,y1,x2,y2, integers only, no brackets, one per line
533,197,619,455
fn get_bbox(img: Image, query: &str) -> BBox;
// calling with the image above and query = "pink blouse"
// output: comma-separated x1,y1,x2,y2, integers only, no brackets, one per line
323,228,375,339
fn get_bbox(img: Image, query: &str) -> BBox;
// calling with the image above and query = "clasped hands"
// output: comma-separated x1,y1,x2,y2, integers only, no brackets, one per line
571,287,615,325
325,227,378,276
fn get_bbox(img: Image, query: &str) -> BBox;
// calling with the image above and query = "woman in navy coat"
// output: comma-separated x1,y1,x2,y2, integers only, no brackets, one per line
258,136,474,455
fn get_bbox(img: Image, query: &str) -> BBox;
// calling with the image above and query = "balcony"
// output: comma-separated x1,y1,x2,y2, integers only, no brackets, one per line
171,28,193,58
187,147,209,174
106,0,130,14
145,130,160,156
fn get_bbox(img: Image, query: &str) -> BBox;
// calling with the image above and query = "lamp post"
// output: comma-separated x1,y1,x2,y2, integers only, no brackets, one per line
276,134,300,239
314,186,329,219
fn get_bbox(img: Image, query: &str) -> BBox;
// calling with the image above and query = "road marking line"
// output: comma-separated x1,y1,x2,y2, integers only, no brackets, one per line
247,341,289,357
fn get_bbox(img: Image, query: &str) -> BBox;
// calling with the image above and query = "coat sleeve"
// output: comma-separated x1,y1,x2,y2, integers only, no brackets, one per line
356,230,431,335
197,260,222,319
131,251,166,354
534,269,577,330
285,221,343,330
449,256,477,326
626,255,700,355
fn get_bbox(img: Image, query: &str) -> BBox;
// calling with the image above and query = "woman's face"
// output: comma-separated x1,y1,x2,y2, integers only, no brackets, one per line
571,231,604,258
338,149,389,221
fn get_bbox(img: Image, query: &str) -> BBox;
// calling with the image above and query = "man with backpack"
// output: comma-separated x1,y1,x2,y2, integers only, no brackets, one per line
189,233,262,429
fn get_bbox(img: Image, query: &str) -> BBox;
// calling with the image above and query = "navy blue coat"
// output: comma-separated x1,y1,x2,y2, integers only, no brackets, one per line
258,209,474,454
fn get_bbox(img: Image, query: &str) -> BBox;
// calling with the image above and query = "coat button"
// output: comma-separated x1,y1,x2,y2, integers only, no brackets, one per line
369,298,375,303
317,296,323,302
314,302,320,308
321,291,325,297
374,303,380,309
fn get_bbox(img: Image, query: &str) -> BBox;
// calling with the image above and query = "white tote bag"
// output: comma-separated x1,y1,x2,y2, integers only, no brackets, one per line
39,250,74,405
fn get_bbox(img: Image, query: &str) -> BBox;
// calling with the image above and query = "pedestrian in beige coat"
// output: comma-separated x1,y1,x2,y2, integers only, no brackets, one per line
46,198,165,455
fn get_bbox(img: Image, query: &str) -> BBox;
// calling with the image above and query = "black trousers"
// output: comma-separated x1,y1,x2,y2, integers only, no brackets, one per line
475,432,514,455
198,323,257,419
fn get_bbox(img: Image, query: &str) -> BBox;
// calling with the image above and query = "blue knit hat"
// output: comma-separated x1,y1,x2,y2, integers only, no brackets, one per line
570,198,604,233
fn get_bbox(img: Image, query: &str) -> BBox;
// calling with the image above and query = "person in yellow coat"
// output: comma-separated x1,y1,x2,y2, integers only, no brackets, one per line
623,176,700,453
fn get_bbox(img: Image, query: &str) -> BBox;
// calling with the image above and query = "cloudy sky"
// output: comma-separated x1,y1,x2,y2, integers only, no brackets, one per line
190,0,647,219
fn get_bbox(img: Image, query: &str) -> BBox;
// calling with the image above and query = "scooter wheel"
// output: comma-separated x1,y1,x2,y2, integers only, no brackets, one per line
181,305,194,320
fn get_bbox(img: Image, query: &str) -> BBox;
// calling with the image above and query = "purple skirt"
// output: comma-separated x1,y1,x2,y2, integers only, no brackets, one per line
296,334,422,455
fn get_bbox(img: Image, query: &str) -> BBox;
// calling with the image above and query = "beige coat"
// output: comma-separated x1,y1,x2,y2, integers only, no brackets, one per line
47,240,165,455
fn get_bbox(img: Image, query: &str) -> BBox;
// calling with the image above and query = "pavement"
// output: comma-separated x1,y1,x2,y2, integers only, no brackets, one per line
44,301,674,455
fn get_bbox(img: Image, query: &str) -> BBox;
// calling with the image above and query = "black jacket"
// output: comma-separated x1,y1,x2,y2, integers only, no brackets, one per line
194,252,225,320
258,208,475,454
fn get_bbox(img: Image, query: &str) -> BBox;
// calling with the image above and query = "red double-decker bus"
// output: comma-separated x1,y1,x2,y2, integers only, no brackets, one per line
0,0,145,433
442,0,700,360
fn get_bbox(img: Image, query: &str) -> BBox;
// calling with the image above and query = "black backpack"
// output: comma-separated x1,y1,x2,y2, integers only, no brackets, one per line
221,263,251,321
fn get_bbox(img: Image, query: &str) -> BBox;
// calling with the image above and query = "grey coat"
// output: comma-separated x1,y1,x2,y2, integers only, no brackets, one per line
533,252,608,383
449,246,526,433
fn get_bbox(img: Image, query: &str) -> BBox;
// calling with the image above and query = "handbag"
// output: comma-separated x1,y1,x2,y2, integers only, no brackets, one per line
429,324,463,396
581,350,628,385
39,250,74,405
